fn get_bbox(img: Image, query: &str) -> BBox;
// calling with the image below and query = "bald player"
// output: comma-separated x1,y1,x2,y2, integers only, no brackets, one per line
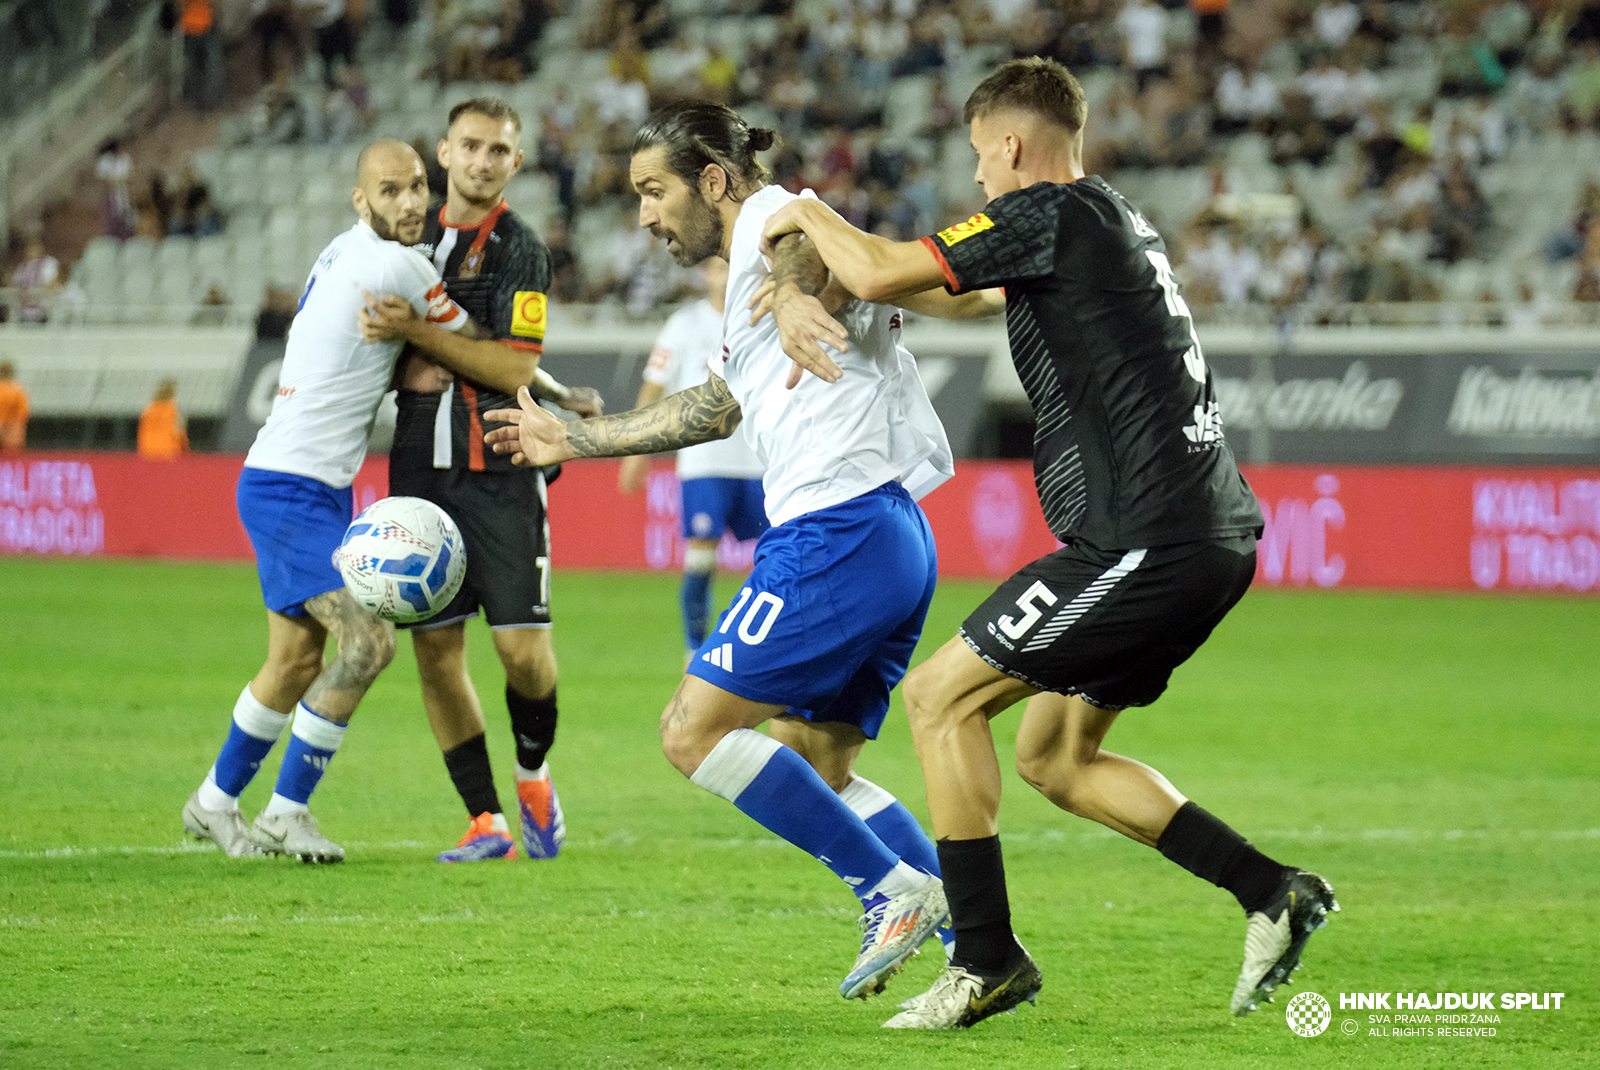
182,140,543,863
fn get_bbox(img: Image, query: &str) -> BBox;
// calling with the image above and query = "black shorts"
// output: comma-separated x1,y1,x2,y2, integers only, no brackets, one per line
389,462,551,630
959,535,1256,709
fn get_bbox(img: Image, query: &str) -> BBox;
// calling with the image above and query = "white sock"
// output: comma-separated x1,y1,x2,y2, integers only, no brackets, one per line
515,761,550,782
263,793,309,817
865,860,926,899
196,769,238,813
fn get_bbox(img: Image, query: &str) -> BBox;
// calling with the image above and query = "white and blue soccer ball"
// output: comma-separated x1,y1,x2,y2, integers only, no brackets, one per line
334,496,466,623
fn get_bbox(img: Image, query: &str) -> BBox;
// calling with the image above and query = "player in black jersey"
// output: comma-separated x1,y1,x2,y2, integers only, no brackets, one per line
362,98,601,862
761,57,1337,1028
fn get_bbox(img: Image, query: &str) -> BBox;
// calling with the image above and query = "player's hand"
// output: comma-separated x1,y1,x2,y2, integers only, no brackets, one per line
758,200,809,258
617,455,648,495
766,283,846,388
559,386,605,419
359,291,419,342
483,386,575,467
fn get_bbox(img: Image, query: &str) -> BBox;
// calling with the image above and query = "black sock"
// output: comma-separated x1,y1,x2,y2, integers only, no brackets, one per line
507,684,558,771
1157,801,1288,914
937,836,1024,975
442,733,501,818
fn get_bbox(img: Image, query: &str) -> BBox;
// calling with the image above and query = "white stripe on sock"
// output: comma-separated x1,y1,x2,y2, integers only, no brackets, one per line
839,775,897,821
233,685,291,742
689,728,782,803
291,703,348,752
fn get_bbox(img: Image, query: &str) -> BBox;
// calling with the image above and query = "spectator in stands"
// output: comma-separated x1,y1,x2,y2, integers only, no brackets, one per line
0,361,28,451
543,215,581,303
96,139,135,240
1115,0,1170,94
256,63,308,143
1311,0,1360,52
1574,226,1600,302
1214,54,1281,135
485,0,550,81
1088,78,1154,170
1350,98,1406,192
1480,0,1533,71
1429,165,1494,263
9,236,62,324
1351,0,1399,66
325,63,376,144
1190,0,1230,75
1436,16,1508,98
138,379,190,459
697,43,739,105
1269,88,1332,166
178,0,226,111
251,0,298,86
302,0,359,91
1505,45,1569,138
1565,38,1600,129
1545,179,1600,261
595,36,652,133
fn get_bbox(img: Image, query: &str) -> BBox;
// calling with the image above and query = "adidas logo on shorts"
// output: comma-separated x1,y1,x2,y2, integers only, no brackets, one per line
702,642,735,670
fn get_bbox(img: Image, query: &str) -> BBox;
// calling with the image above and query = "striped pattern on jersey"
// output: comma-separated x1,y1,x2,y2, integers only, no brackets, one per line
1009,299,1086,535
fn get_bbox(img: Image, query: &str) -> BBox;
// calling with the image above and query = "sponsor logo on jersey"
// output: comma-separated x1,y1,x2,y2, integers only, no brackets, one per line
1183,399,1225,449
511,291,547,339
936,213,995,246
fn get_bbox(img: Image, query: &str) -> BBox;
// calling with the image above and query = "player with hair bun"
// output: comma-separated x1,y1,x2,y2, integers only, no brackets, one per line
483,100,1001,1001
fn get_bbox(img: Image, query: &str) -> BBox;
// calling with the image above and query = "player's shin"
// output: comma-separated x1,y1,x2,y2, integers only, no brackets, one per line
264,702,348,815
679,545,718,653
1156,801,1288,913
691,728,909,895
200,684,292,808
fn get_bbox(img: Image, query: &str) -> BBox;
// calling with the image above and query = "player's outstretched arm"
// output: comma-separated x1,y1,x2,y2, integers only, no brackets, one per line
360,292,539,396
895,287,1006,320
485,375,741,468
617,380,667,494
762,198,947,304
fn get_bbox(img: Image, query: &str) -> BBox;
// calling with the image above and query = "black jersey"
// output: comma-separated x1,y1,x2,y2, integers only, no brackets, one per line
391,199,551,474
921,176,1263,549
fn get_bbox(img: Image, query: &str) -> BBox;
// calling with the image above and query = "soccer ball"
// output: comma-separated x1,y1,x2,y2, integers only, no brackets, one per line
334,496,466,623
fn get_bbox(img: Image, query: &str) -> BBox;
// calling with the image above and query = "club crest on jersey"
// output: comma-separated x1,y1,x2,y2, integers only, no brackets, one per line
937,213,995,246
460,249,484,279
511,291,547,339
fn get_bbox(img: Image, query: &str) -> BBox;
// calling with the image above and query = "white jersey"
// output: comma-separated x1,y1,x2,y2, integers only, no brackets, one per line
718,185,952,526
246,221,467,487
644,299,764,481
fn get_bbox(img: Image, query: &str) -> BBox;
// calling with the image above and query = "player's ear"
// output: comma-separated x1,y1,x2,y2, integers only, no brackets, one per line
437,137,450,169
351,187,366,218
701,163,728,202
1005,132,1022,170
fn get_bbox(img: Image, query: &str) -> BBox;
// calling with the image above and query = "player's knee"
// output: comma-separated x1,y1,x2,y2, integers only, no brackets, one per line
901,661,943,734
1014,740,1089,813
658,714,701,777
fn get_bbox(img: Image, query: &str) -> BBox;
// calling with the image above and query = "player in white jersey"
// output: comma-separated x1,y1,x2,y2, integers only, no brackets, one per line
182,140,549,863
477,102,995,1003
619,256,769,662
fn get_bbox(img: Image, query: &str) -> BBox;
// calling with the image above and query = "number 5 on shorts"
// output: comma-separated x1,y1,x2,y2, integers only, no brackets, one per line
997,580,1057,640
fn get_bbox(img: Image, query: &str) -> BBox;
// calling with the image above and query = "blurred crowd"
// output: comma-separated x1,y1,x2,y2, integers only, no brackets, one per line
9,0,1600,325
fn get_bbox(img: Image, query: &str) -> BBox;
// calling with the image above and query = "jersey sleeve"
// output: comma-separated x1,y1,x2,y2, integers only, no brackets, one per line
388,247,468,332
487,227,552,351
918,185,1060,294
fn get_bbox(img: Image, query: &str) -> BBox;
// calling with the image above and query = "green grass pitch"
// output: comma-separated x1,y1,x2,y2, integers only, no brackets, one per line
1,558,1594,1069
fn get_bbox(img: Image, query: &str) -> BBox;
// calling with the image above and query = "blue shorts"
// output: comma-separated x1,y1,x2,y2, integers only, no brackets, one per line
237,467,353,617
680,476,769,543
687,482,937,739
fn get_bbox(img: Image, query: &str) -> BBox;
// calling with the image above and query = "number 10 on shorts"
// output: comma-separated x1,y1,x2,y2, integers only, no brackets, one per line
720,587,786,645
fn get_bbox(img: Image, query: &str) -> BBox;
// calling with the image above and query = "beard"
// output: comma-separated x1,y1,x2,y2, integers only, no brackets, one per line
662,191,724,267
368,210,420,245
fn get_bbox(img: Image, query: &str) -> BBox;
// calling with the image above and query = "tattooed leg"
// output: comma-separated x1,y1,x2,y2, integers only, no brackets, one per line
299,587,397,724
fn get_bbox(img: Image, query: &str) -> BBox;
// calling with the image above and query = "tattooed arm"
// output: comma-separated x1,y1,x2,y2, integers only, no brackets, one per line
766,232,846,387
483,375,741,467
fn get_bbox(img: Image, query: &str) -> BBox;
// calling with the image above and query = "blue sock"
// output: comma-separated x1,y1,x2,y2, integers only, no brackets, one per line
209,685,292,800
692,728,901,895
270,703,348,808
843,775,954,955
842,776,941,878
679,567,714,650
